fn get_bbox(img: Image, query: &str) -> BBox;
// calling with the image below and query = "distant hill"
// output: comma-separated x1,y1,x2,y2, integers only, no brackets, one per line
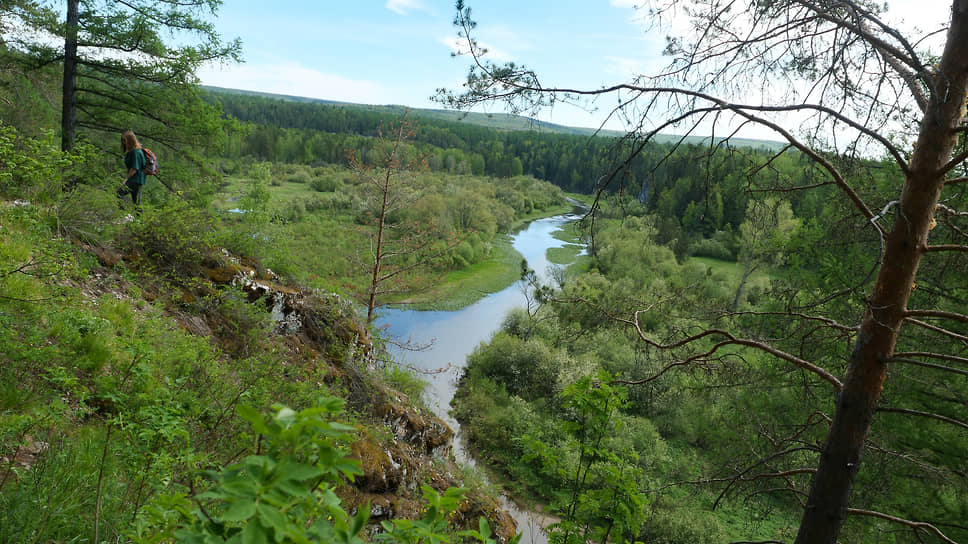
203,86,784,151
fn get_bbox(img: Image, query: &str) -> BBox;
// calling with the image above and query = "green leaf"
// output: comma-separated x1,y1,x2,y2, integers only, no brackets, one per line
274,407,297,426
241,518,269,544
222,500,257,522
236,404,271,435
278,460,324,482
256,502,289,536
276,478,310,498
478,517,491,539
349,503,370,536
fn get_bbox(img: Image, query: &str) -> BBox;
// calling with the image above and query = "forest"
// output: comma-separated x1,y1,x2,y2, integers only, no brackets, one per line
1,0,967,543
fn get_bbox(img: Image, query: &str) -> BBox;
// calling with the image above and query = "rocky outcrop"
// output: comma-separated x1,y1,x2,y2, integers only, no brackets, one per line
180,249,516,541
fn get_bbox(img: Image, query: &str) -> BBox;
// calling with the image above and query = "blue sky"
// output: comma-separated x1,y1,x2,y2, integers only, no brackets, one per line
198,0,950,134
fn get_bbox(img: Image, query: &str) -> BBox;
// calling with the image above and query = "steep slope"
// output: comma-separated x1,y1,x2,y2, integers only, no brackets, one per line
0,198,515,542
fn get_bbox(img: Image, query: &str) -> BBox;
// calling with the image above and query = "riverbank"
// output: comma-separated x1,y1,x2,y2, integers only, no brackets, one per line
375,214,593,544
393,196,592,311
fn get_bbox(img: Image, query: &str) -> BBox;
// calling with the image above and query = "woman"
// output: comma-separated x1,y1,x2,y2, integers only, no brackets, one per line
120,130,146,206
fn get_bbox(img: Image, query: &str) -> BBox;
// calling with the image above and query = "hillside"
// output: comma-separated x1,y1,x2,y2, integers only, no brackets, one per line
0,196,516,542
203,85,785,150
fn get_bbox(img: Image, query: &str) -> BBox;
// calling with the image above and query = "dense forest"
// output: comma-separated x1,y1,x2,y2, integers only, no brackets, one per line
2,0,968,543
210,89,839,261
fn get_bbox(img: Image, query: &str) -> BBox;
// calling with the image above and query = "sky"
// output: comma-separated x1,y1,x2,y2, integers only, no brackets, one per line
197,0,953,135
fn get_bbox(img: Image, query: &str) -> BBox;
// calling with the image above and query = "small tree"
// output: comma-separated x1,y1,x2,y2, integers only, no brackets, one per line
350,117,457,323
732,197,798,310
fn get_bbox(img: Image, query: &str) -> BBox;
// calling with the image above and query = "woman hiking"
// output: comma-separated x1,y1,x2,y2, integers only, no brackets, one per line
119,130,146,209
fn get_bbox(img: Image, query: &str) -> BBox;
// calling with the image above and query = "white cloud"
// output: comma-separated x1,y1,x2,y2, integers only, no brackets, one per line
198,61,388,105
386,0,426,15
439,36,512,63
609,0,640,8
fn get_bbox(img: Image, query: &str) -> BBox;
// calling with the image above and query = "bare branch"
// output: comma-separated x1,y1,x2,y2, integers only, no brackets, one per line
941,148,968,176
727,310,858,333
615,311,845,390
714,447,819,509
905,318,968,344
877,407,968,432
890,357,968,378
791,0,932,112
905,309,968,324
847,508,958,544
923,244,968,253
892,351,968,366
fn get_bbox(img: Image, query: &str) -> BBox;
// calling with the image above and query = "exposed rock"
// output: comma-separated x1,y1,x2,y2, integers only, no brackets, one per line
0,438,50,477
351,437,404,493
89,244,123,267
178,314,213,337
374,390,453,458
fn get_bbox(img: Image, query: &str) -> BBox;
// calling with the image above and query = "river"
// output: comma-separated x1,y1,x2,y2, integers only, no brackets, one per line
376,211,585,544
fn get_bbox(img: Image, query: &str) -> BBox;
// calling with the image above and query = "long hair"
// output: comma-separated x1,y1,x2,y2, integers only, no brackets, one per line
121,130,142,153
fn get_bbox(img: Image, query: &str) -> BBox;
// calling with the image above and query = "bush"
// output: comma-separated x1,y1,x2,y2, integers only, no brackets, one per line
51,184,125,244
132,398,504,544
466,332,560,401
127,199,220,277
691,230,738,261
286,169,313,184
310,176,342,192
690,236,735,260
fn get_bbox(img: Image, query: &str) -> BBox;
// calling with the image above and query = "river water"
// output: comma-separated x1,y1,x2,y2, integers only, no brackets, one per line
376,212,585,544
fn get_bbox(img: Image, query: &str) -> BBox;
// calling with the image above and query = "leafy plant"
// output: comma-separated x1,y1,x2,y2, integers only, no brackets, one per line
134,397,509,543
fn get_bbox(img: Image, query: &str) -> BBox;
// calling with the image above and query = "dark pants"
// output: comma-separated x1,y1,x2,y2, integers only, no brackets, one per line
119,179,143,206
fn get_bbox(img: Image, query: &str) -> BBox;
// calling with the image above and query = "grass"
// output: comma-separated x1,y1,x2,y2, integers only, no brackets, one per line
213,171,594,310
397,202,590,310
391,234,523,311
690,256,772,283
547,220,588,266
547,245,583,265
212,175,321,211
690,256,746,281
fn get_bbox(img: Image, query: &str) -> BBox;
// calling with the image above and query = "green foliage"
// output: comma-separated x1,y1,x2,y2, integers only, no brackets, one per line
376,486,511,544
0,125,72,200
134,399,506,544
133,398,367,543
637,509,729,544
128,199,220,277
689,230,737,261
466,332,562,401
241,162,274,219
521,374,647,544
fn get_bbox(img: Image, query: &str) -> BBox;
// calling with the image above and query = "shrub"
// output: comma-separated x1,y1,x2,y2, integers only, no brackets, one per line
132,398,507,544
690,236,735,260
310,176,342,193
127,199,220,277
467,332,560,401
50,184,125,244
286,169,313,184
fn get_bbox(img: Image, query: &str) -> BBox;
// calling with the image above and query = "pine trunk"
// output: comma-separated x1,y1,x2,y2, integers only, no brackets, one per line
795,2,968,541
60,0,79,152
